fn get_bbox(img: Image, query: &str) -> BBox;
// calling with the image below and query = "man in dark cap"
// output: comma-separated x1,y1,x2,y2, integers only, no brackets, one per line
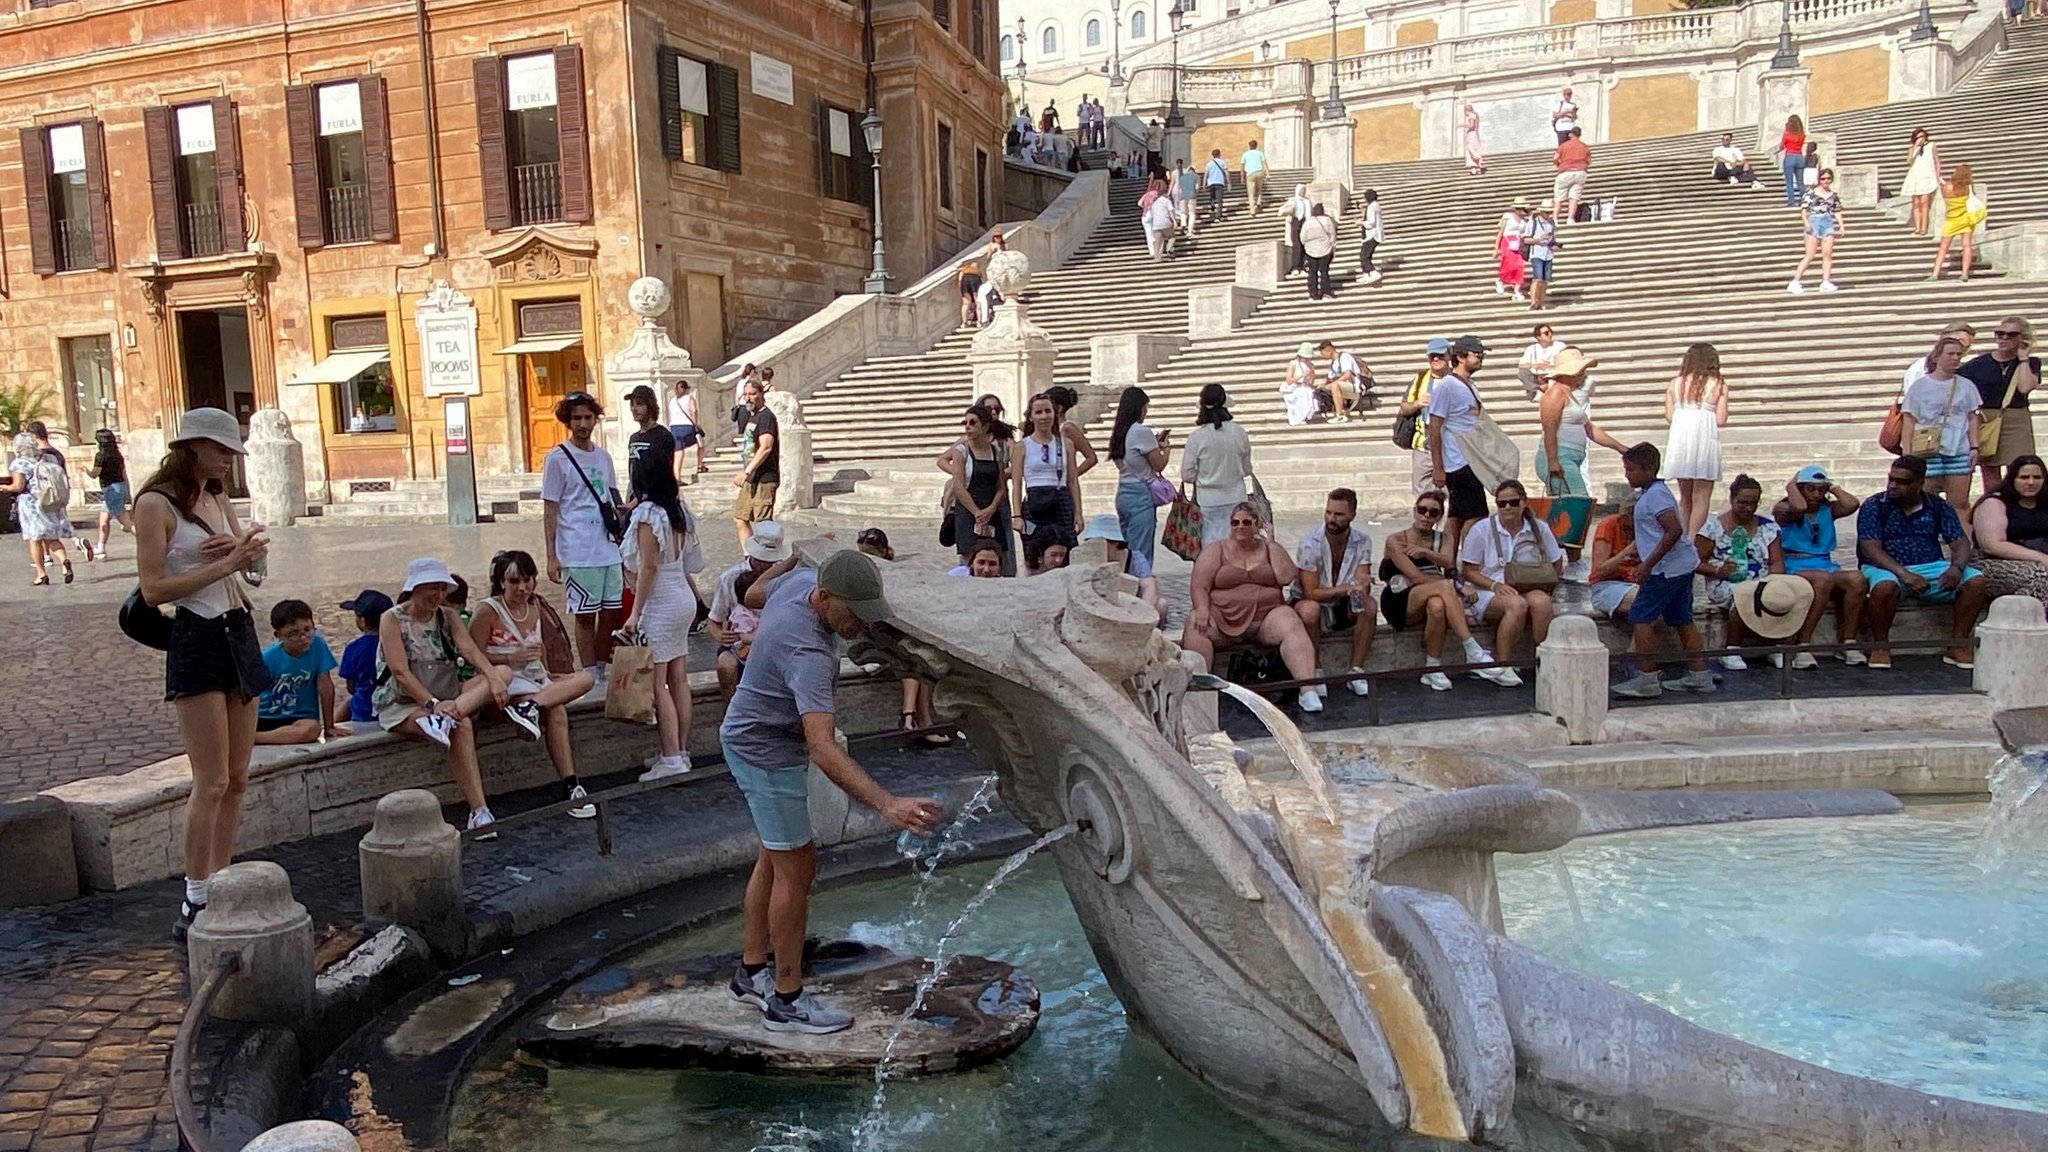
1427,334,1493,568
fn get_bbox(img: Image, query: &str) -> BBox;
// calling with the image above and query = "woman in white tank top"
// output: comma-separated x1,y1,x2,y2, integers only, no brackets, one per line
1010,392,1083,535
132,408,272,941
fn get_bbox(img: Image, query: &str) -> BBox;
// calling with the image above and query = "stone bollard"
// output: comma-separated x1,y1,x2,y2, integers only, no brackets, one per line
244,409,307,528
1975,595,2048,710
1536,614,1609,744
359,789,465,958
241,1120,360,1152
187,862,314,1025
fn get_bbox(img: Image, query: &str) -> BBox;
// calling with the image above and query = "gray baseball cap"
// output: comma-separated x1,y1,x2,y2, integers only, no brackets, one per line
817,549,891,624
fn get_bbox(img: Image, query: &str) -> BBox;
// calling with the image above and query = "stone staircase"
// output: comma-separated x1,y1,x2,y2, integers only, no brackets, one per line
804,23,2048,522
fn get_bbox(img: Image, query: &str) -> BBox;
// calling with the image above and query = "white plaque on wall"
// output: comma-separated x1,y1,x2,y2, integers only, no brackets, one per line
318,82,363,136
415,281,483,399
750,52,794,105
506,53,560,110
176,104,216,155
47,124,85,175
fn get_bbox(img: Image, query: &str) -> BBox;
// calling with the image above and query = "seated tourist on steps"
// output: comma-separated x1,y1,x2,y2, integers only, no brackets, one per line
1183,502,1326,713
254,598,343,745
469,550,599,812
1612,443,1715,699
1456,479,1561,675
1696,475,1783,671
1711,133,1758,186
1078,514,1164,620
1856,454,1989,670
1586,495,1641,625
1291,488,1378,698
949,538,1005,578
1772,465,1868,669
1380,490,1516,691
1968,454,2048,604
710,523,788,698
1023,524,1075,576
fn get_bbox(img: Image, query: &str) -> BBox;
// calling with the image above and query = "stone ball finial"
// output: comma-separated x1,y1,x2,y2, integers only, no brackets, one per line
627,276,672,320
241,1122,362,1152
1986,594,2048,630
987,248,1031,298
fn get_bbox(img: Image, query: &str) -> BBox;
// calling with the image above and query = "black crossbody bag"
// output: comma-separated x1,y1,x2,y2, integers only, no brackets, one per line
556,444,625,544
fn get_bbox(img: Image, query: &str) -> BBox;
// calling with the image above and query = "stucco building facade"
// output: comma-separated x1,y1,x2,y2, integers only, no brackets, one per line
0,0,1005,492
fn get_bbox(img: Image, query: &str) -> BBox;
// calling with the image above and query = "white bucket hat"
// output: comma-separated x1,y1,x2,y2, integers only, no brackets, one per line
1732,574,1815,641
170,407,247,454
744,521,791,562
401,557,456,594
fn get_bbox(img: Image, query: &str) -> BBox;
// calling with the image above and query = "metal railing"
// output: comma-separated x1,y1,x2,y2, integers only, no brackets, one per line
169,950,240,1152
54,217,93,270
180,200,223,258
1606,638,1971,701
512,162,563,226
325,184,371,244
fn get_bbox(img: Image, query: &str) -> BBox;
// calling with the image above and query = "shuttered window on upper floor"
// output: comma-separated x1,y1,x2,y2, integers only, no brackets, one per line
143,98,245,259
286,77,397,247
656,46,741,173
475,47,593,230
21,119,112,274
817,101,872,207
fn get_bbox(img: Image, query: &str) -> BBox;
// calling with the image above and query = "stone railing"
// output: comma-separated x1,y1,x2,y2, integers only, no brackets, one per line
1125,58,1314,110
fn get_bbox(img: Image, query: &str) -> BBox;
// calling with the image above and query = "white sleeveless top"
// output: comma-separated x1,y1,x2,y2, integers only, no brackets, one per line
1020,432,1068,489
162,496,233,618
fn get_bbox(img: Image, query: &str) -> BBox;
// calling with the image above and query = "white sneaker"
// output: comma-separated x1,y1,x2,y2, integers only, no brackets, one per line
1494,282,1509,296
466,807,498,840
1792,652,1819,670
1787,279,1805,294
1347,667,1370,697
639,753,693,783
505,700,542,740
1478,665,1524,687
565,784,596,820
1818,280,1839,293
416,712,454,749
1421,670,1453,692
1720,654,1749,671
1297,689,1324,713
1841,650,1869,666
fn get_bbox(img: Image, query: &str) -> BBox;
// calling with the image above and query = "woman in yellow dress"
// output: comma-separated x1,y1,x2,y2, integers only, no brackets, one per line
1930,162,1988,281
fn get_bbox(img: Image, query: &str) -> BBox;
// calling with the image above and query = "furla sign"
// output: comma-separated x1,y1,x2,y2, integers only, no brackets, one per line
415,279,482,398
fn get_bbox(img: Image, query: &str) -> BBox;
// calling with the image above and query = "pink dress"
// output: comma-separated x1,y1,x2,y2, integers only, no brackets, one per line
1463,112,1484,169
1497,229,1526,286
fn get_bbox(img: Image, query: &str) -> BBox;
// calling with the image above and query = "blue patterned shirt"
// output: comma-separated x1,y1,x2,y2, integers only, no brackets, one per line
1856,492,1963,569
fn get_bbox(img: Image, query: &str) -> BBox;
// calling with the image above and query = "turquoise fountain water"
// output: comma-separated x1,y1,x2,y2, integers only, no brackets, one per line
1498,802,2048,1111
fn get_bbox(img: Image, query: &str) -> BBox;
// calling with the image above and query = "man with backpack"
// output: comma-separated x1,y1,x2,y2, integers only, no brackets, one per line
1202,149,1229,223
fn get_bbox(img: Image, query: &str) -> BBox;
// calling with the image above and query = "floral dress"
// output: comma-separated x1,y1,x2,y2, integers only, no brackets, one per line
1700,515,1778,608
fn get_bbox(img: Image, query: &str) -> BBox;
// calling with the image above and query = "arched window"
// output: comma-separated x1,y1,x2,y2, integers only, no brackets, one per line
1041,25,1058,55
1085,17,1101,46
1130,9,1147,38
1000,34,1014,60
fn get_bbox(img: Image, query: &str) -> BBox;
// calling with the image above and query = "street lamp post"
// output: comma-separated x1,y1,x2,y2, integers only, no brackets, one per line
1015,16,1029,115
1908,0,1936,42
1320,0,1346,120
1769,0,1799,69
860,109,889,294
1112,1,1128,87
1166,0,1185,128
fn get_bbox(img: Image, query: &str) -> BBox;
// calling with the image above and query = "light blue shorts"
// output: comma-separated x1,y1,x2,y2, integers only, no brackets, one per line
1808,214,1838,239
101,481,130,517
723,741,813,851
563,564,624,614
1923,452,1973,478
1589,581,1636,619
1861,560,1982,603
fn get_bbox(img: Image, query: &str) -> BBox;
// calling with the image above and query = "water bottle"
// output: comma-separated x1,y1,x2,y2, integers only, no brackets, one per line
896,793,946,861
243,523,268,587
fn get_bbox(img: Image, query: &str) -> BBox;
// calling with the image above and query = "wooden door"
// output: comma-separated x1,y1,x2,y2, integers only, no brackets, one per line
679,273,725,370
521,348,588,470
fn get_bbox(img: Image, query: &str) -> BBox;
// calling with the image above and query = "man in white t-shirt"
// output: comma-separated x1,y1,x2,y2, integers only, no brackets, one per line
1518,322,1561,400
1318,339,1376,416
1552,88,1578,144
1426,335,1491,568
1292,488,1377,697
1711,132,1757,186
540,390,623,673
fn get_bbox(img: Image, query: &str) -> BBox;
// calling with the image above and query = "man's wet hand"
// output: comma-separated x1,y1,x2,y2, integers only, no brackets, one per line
884,795,945,835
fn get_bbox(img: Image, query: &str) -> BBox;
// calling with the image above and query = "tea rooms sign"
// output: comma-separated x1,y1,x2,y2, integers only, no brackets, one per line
415,280,481,398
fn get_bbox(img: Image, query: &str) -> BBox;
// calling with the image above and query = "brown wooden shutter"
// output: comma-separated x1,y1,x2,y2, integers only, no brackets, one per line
82,119,113,270
212,96,245,251
143,106,181,259
712,63,741,174
473,56,512,231
285,85,325,247
20,128,55,275
360,75,397,242
815,100,833,198
656,45,682,160
554,46,591,223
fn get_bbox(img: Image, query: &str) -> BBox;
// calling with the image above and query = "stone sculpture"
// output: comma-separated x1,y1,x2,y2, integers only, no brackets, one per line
244,408,305,528
847,548,2048,1152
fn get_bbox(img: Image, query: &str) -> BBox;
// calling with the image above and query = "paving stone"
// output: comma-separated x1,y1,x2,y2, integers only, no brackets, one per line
32,1135,89,1152
0,1082,56,1097
0,1131,28,1151
36,1116,96,1138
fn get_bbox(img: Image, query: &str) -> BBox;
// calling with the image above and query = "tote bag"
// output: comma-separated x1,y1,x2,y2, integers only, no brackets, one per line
1162,489,1204,562
604,641,658,725
1447,378,1520,489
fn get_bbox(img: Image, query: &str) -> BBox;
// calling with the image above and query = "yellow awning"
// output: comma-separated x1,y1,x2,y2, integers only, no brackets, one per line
496,335,582,355
289,348,389,385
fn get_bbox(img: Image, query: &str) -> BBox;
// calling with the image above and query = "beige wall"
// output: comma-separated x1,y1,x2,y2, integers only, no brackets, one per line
1285,26,1365,59
1809,45,1891,116
1607,72,1699,142
1549,0,1596,23
1352,102,1422,163
1395,19,1440,46
1628,0,1689,12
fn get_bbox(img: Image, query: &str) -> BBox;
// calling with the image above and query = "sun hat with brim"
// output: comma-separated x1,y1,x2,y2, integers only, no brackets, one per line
744,521,791,563
1548,347,1599,377
1511,197,1532,211
170,407,246,454
1537,200,1556,213
1296,341,1317,358
401,557,456,595
818,548,891,624
1733,574,1815,641
1079,514,1126,544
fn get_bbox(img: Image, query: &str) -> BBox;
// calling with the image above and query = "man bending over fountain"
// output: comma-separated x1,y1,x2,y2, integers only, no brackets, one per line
720,547,945,1034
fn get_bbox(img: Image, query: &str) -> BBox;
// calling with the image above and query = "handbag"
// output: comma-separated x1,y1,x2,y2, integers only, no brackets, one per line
1162,488,1204,562
939,511,957,548
1909,380,1963,459
1976,368,2022,455
1246,475,1275,531
1878,402,1905,455
1391,410,1419,448
556,444,625,544
1496,517,1560,592
1145,473,1178,507
604,640,658,725
120,585,174,651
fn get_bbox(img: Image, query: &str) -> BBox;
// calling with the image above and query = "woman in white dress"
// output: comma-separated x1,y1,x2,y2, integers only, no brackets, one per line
1283,342,1321,426
1900,127,1941,237
1664,342,1730,540
621,452,707,782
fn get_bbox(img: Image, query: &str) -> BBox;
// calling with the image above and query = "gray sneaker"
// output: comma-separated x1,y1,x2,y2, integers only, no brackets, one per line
1661,670,1718,693
729,965,772,1011
1612,671,1664,699
762,989,855,1035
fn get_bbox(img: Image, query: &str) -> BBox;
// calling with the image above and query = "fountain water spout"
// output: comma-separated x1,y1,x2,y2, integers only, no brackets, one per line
1191,673,1339,824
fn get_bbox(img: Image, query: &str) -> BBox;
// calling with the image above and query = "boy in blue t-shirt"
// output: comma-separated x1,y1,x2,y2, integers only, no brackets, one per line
255,599,341,744
337,588,393,724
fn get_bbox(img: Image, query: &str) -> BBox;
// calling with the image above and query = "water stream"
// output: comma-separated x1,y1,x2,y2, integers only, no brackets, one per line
851,823,1078,1152
1974,749,2048,874
1191,673,1339,823
1547,857,1590,960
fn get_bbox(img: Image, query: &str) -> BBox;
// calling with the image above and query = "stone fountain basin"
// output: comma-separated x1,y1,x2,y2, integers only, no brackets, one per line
516,939,1040,1077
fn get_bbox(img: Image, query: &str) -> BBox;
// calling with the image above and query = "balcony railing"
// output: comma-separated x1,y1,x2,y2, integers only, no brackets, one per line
325,183,371,244
54,217,93,271
513,162,563,226
181,199,222,258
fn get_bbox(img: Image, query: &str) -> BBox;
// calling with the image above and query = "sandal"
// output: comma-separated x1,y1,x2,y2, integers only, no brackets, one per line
31,574,48,587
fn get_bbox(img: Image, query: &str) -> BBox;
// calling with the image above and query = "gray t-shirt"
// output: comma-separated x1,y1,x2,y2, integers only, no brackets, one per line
719,568,836,769
1633,479,1700,578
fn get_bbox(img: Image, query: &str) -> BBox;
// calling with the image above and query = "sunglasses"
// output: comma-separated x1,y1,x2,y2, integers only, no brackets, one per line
1497,498,1525,508
1414,505,1443,518
1996,330,2025,339
1230,517,1257,527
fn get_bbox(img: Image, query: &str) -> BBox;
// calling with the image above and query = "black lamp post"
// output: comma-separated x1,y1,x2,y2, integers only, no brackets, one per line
1166,0,1185,128
1015,16,1029,112
1321,0,1346,120
1110,0,1125,86
860,109,889,294
1908,0,1936,42
1769,0,1799,69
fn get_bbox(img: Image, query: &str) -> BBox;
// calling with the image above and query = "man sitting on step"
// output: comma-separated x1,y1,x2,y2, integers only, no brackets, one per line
1856,453,1989,670
1292,488,1378,699
1711,132,1759,187
1318,340,1378,417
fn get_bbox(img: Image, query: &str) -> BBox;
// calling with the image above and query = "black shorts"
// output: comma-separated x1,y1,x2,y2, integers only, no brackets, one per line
1445,466,1489,521
165,608,273,703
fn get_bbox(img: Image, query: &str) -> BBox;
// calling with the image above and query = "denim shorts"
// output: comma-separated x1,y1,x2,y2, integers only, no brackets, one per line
723,741,813,851
101,481,130,517
1529,256,1554,282
1809,214,1838,239
1628,571,1696,627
